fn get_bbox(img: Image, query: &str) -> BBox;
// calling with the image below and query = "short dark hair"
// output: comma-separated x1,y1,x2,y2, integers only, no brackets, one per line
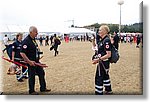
54,34,56,37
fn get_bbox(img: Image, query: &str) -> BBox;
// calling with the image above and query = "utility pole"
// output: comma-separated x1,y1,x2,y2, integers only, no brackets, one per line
118,0,124,35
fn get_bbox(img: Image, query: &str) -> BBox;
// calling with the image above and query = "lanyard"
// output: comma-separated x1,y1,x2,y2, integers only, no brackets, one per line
32,40,40,59
32,40,40,51
32,40,38,47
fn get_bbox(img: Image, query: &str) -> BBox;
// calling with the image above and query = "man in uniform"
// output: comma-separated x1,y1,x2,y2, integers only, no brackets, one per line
92,25,112,95
20,26,50,95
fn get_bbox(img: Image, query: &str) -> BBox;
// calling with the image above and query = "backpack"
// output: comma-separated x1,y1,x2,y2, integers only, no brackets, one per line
109,45,119,63
55,38,61,45
102,37,120,63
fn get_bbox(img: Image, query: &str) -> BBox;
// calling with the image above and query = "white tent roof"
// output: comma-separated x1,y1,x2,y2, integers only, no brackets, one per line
120,33,142,36
8,25,23,32
19,25,30,32
0,25,9,32
62,28,95,34
0,25,24,32
0,25,95,35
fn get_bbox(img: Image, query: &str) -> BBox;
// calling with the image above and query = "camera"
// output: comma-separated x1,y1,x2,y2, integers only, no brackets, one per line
38,51,43,55
37,51,43,60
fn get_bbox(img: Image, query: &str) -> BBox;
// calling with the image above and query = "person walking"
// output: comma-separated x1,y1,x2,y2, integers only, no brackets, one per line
45,36,49,46
50,35,53,45
136,35,141,48
2,35,9,53
113,32,120,50
53,34,61,56
39,35,43,46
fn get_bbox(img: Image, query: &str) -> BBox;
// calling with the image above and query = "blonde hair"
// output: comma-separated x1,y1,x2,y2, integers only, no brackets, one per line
100,25,110,33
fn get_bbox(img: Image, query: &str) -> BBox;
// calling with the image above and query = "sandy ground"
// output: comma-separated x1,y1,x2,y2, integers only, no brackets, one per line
1,40,142,95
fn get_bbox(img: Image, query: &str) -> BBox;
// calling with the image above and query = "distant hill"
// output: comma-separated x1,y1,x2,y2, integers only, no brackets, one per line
83,23,143,34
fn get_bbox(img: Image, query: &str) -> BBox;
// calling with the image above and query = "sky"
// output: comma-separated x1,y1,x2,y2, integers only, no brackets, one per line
0,0,143,27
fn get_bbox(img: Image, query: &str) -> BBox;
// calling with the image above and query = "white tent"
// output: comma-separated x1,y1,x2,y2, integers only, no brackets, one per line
61,28,96,38
7,25,23,32
1,25,95,34
120,33,142,36
19,25,30,32
62,28,95,34
0,25,96,40
0,25,10,32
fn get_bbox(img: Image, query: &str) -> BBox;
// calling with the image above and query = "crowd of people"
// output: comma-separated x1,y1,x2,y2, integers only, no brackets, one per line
63,33,90,42
120,34,143,47
38,35,50,46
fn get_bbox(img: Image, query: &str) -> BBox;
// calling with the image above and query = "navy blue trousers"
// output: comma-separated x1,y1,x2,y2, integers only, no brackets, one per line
95,61,112,95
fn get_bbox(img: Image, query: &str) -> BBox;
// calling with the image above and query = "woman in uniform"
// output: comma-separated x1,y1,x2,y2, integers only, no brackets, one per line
12,33,28,82
92,25,112,95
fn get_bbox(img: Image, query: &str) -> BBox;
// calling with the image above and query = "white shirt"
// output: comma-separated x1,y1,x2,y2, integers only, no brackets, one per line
3,37,9,45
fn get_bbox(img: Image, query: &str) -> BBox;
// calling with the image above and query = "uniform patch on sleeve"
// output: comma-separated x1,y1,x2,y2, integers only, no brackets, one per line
105,45,109,49
23,45,27,49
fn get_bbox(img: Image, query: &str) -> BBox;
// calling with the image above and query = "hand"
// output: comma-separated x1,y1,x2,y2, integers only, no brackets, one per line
91,37,95,42
28,60,36,66
11,58,14,61
92,58,99,64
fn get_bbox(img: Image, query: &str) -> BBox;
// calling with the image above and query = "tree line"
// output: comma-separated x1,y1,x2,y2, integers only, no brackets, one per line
83,22,143,34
